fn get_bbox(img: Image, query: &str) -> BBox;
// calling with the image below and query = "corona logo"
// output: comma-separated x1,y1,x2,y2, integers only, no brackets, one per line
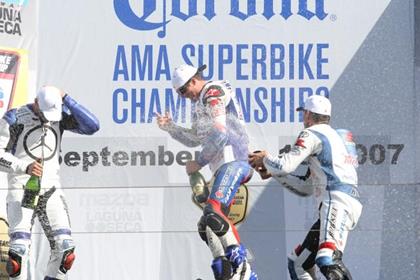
114,0,328,38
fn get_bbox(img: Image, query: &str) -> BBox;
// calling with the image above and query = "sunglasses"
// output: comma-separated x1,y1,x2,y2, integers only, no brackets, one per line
177,78,192,96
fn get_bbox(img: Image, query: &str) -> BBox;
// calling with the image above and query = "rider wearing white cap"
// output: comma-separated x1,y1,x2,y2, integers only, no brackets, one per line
1,86,99,280
157,64,258,280
249,95,362,280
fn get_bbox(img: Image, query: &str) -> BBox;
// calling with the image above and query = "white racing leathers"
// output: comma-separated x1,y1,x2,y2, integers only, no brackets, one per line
166,81,257,280
0,95,99,280
263,124,362,280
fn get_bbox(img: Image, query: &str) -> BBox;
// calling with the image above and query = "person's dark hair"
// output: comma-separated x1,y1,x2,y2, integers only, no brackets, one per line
193,71,203,81
310,112,330,124
177,71,204,96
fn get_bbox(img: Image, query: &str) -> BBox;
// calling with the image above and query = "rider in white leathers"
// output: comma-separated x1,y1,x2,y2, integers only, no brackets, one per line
249,95,362,280
1,86,99,280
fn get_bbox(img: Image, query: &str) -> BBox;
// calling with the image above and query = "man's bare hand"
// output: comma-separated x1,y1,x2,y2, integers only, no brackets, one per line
256,166,272,180
248,150,268,169
26,160,43,177
186,160,202,175
248,151,272,179
155,112,173,131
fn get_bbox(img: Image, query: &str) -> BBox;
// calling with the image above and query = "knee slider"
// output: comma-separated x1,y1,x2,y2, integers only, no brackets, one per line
7,243,27,277
204,212,230,237
60,246,75,273
204,200,230,237
211,256,232,280
55,238,76,274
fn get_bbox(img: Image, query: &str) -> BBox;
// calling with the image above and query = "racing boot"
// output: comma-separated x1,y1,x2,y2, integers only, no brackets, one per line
226,244,258,280
211,256,233,280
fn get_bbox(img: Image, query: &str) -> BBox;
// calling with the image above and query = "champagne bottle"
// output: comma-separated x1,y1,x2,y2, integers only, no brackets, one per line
189,171,209,204
21,169,41,209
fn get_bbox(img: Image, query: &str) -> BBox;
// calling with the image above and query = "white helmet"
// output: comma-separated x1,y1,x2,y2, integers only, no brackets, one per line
171,64,206,90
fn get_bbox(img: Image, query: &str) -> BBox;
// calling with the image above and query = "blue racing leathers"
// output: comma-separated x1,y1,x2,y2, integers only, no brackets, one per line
166,80,257,280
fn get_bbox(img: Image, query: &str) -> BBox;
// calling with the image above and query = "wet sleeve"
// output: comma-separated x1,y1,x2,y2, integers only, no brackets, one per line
167,120,201,148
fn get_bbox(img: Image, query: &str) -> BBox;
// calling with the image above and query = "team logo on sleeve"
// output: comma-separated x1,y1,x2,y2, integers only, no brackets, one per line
206,87,222,97
295,138,306,149
203,85,224,104
295,131,309,148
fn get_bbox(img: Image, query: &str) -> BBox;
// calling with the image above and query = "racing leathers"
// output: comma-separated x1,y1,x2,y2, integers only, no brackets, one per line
262,125,362,280
0,95,99,280
165,80,257,280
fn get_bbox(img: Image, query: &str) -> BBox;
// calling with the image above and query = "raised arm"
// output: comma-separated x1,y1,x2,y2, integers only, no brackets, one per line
156,112,201,147
60,95,100,135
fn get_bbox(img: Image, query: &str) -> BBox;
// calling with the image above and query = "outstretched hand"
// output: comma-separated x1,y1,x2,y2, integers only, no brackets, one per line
155,112,173,131
248,150,267,169
248,150,271,180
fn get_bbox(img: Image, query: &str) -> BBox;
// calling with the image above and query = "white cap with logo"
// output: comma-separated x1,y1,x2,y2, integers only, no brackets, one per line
171,64,207,90
296,95,331,116
37,86,63,121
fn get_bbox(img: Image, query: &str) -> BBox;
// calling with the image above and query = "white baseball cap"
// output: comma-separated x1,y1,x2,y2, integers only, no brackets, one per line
36,86,63,121
296,95,331,116
171,64,207,90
